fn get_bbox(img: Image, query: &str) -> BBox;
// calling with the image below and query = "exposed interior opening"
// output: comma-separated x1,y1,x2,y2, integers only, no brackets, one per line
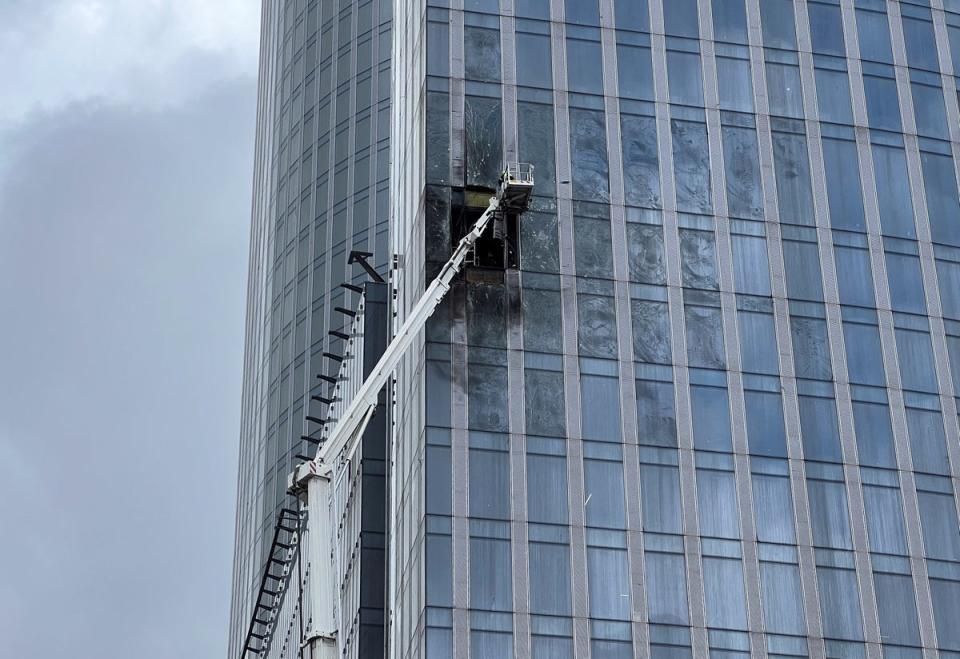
451,186,520,273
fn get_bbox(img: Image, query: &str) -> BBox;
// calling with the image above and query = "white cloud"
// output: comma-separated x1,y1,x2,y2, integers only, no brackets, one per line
0,0,260,124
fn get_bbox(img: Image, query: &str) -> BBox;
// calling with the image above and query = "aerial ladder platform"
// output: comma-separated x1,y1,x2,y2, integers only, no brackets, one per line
286,163,534,659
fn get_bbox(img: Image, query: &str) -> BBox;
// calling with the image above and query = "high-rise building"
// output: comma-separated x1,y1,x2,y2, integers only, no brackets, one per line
231,0,960,657
227,0,392,656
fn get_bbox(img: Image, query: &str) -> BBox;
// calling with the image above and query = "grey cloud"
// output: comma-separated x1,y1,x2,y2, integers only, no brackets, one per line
0,76,255,658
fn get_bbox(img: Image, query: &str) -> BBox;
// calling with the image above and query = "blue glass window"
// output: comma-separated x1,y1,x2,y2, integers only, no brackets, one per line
664,0,699,37
516,33,552,88
621,115,662,208
529,542,572,615
668,51,704,106
902,14,940,71
852,401,896,469
808,478,852,549
760,0,797,49
856,9,894,63
872,144,916,238
863,485,908,555
672,120,712,214
567,37,604,94
691,385,733,452
921,152,960,246
697,468,740,537
863,74,901,131
818,567,864,640
702,557,748,629
815,68,854,124
760,562,806,635
732,235,772,296
739,311,779,375
527,454,569,523
722,125,763,219
823,138,866,232
717,56,754,113
570,109,611,202
912,82,949,139
799,395,842,462
713,0,748,43
617,44,654,100
808,2,845,55
746,391,787,457
566,0,600,25
753,470,796,542
772,130,815,224
614,0,649,32
645,551,689,623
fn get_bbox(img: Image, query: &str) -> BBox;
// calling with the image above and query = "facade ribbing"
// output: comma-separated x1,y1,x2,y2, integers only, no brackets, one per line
233,0,960,657
228,0,392,655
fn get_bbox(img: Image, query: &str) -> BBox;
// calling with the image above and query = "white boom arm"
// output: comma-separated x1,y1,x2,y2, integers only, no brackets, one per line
299,195,499,482
288,165,532,659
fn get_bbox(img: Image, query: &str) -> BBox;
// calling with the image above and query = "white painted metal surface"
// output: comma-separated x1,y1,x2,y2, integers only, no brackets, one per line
287,164,533,658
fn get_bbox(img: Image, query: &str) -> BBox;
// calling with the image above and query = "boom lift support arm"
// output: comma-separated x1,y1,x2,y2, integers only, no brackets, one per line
287,164,533,659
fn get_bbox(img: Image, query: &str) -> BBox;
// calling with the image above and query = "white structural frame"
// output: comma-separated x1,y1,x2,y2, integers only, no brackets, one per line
287,164,533,659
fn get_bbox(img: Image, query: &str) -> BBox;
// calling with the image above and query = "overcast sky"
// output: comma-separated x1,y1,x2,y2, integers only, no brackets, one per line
0,2,261,657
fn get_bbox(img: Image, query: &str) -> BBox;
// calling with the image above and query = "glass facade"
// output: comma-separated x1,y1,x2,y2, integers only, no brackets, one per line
234,0,960,657
228,0,392,656
391,0,960,657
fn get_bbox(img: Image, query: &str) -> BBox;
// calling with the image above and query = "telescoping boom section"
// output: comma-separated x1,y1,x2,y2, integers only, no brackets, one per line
287,163,533,658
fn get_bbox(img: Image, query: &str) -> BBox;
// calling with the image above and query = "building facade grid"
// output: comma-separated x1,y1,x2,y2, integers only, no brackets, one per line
399,0,960,658
233,0,960,658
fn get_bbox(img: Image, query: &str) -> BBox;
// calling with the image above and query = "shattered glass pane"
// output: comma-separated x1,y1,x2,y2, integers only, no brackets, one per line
631,300,672,364
525,369,567,436
790,316,832,380
575,217,614,278
722,125,763,219
621,114,662,208
671,120,712,214
425,185,451,264
685,304,726,368
636,380,678,446
626,223,666,284
520,211,561,274
570,108,611,202
680,229,719,290
772,131,815,225
578,293,619,359
465,26,502,82
523,285,563,353
466,95,504,188
518,102,557,195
